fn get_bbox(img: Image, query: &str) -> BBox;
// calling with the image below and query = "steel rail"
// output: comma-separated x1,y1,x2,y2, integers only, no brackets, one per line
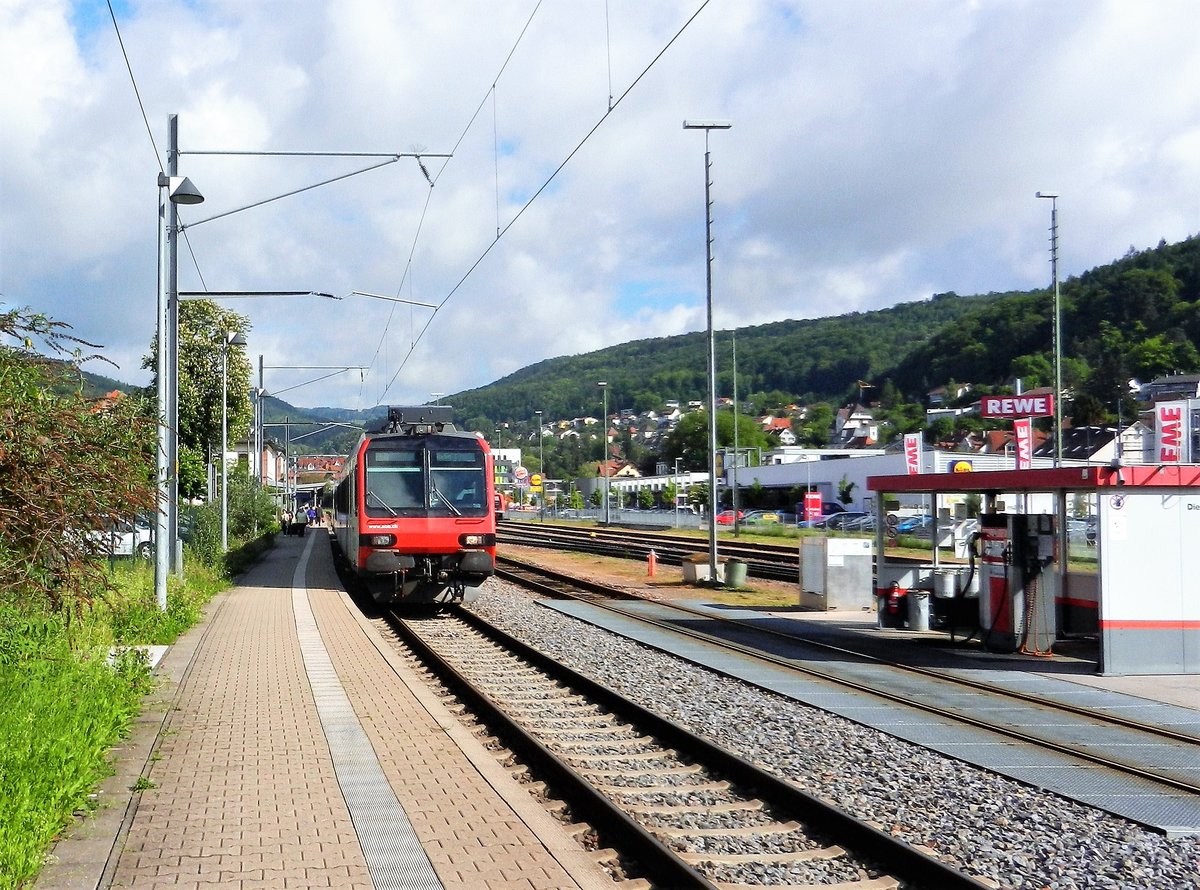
391,612,719,890
396,607,991,889
497,555,1200,802
498,521,799,581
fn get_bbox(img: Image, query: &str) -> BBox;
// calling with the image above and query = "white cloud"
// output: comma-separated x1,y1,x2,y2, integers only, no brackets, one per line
2,0,1199,410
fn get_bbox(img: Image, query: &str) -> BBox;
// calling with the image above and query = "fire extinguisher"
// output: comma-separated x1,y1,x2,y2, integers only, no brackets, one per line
887,581,905,618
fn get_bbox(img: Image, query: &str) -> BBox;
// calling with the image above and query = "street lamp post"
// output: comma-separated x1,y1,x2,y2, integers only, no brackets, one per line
221,331,247,551
732,329,740,537
674,457,682,529
1037,192,1063,467
684,118,732,584
535,410,545,521
153,115,448,609
155,115,205,610
598,382,609,524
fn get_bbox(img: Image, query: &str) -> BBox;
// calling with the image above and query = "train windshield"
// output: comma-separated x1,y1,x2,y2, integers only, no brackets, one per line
363,436,487,518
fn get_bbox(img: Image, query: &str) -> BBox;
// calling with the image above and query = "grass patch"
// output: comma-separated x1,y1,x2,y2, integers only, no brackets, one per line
0,556,228,889
703,586,800,608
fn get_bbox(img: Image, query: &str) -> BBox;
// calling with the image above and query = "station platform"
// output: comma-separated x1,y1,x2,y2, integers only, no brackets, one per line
36,532,614,890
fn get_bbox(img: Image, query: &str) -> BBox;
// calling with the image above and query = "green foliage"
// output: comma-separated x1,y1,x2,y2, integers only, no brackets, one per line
662,409,770,471
837,475,857,506
0,308,157,613
637,488,654,509
0,558,222,888
142,301,253,500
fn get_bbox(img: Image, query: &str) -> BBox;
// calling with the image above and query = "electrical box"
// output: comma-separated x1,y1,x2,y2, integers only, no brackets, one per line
800,537,874,610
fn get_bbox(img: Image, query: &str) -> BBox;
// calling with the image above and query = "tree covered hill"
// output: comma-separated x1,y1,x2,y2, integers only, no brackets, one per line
80,234,1200,448
453,234,1200,433
452,288,1015,431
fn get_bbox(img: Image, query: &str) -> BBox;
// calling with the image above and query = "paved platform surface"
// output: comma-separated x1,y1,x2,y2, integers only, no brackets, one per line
37,532,613,890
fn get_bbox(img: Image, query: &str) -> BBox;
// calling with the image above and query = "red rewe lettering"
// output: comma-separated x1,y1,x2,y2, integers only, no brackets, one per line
1159,405,1183,461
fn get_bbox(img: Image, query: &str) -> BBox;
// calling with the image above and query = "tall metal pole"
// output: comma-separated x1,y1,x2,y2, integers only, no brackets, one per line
599,382,610,524
154,167,171,610
166,115,182,575
684,120,731,583
703,143,718,579
732,330,740,537
1037,192,1063,467
221,340,230,551
535,409,544,521
154,114,206,607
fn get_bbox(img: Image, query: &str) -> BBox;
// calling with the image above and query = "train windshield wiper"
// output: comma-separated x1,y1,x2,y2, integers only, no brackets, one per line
429,483,461,516
366,489,397,516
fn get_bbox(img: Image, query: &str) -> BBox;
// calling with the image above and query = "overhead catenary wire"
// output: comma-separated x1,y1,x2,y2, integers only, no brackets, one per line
360,1,545,401
110,0,709,409
375,0,712,404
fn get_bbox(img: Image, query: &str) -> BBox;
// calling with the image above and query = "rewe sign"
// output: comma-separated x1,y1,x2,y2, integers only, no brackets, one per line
981,395,1054,418
1156,401,1187,462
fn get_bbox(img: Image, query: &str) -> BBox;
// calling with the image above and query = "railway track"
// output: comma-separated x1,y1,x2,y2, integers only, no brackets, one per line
390,606,990,890
496,556,1200,832
498,519,802,582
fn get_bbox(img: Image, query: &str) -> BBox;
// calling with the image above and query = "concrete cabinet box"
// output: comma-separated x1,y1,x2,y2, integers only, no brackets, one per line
682,553,725,584
800,537,874,610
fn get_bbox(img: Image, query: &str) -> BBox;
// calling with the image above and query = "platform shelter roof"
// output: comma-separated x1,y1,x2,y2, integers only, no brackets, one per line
868,464,1200,495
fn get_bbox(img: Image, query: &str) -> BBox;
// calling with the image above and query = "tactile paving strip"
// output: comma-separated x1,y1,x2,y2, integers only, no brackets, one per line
293,535,444,889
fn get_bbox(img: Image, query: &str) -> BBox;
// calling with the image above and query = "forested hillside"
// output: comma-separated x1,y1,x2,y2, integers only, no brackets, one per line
453,289,1013,431
86,234,1200,453
454,234,1200,433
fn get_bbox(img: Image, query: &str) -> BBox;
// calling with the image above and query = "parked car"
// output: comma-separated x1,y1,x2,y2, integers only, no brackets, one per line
741,510,782,525
93,517,154,559
823,511,869,531
715,509,745,525
839,513,876,532
894,514,933,534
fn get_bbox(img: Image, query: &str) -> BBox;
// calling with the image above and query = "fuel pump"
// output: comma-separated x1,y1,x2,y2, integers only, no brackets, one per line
977,514,1057,653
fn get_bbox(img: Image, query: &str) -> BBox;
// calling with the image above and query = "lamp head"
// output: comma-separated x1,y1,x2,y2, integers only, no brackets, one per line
226,331,247,347
158,174,205,205
683,120,733,130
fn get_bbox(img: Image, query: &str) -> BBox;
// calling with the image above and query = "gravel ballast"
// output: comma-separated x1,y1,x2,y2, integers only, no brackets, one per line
470,581,1200,890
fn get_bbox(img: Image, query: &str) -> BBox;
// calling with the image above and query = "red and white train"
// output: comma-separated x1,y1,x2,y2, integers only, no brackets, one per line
330,406,496,603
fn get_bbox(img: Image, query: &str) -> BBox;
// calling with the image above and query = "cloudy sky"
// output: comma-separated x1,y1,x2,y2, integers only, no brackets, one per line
3,0,1198,410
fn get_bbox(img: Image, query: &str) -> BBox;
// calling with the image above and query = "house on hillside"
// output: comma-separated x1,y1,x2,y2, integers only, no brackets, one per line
1032,423,1153,464
927,383,973,407
759,416,797,446
832,404,878,448
599,459,641,479
1135,373,1200,403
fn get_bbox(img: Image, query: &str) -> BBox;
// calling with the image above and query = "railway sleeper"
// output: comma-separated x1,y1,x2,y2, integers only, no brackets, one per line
651,819,802,839
549,735,657,750
710,878,899,890
579,763,705,777
622,798,764,816
597,779,732,795
538,724,645,738
562,748,682,763
678,844,847,865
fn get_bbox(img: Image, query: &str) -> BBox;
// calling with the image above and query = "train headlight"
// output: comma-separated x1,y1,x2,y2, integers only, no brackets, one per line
459,533,496,547
362,534,396,547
